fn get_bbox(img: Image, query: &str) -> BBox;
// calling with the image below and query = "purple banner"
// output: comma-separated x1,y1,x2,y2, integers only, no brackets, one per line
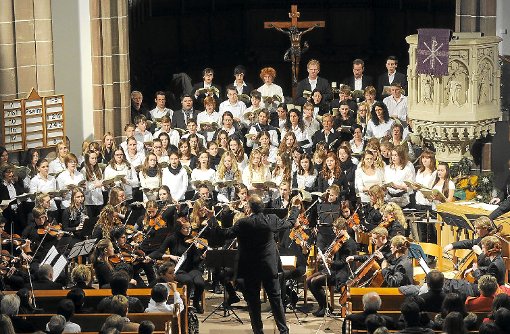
416,29,450,76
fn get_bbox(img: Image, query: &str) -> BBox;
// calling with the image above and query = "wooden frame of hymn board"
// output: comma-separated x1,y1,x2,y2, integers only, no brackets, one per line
1,88,65,152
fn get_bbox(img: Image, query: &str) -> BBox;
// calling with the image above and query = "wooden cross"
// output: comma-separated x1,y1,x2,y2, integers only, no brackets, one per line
265,5,325,96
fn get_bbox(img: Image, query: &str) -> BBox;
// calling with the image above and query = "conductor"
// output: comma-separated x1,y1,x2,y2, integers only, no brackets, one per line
218,194,301,334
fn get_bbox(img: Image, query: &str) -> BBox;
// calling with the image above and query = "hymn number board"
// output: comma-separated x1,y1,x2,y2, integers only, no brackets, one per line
1,88,65,151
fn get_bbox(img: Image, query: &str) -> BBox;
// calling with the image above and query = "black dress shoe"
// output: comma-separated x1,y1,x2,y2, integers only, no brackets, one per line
312,307,325,317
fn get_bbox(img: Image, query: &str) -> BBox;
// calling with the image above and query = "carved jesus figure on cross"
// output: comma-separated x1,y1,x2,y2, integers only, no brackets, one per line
265,5,325,89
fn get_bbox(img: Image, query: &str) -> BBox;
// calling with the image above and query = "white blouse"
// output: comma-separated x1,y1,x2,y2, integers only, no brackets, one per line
29,174,57,211
355,167,385,203
415,170,437,206
104,163,138,200
56,170,85,208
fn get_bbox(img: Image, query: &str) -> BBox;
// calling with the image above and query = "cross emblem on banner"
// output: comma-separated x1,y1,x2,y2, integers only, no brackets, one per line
418,37,448,69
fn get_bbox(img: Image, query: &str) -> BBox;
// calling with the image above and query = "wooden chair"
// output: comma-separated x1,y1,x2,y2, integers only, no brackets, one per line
412,242,443,282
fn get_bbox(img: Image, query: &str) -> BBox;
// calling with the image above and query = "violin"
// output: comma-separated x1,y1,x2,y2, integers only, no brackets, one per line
1,231,30,250
108,252,135,264
379,217,394,229
289,217,310,255
185,237,210,250
119,242,148,264
148,216,167,231
37,223,70,236
346,213,361,229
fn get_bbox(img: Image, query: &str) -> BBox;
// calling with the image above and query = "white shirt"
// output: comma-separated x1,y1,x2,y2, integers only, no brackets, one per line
431,180,455,210
125,150,145,170
257,83,284,104
366,119,395,139
415,170,437,206
161,166,188,200
349,139,365,154
383,95,408,122
242,166,270,190
144,291,184,313
354,77,363,91
104,163,137,200
48,158,66,175
138,171,161,201
355,167,385,203
190,168,216,188
81,169,104,206
56,170,85,208
120,141,144,155
197,111,221,142
247,124,279,148
134,129,153,143
309,78,318,91
296,171,317,190
149,107,173,122
30,174,58,210
218,100,246,120
153,129,181,147
303,117,321,139
384,163,415,207
281,126,311,149
233,81,247,95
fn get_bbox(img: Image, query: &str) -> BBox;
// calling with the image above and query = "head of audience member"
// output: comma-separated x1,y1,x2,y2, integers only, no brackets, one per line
139,320,156,334
57,299,75,322
443,312,467,334
100,314,124,333
495,307,510,332
47,314,66,334
441,293,467,318
16,288,35,314
426,270,444,292
479,322,502,334
0,294,20,316
0,314,15,334
362,291,382,312
491,294,510,319
151,284,169,304
400,300,421,327
156,260,176,283
71,264,92,287
67,288,86,313
111,295,129,317
373,327,390,334
110,271,130,296
38,264,54,281
365,314,387,334
479,275,499,297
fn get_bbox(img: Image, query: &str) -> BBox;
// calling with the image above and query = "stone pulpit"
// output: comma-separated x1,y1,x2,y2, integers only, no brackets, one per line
405,33,502,162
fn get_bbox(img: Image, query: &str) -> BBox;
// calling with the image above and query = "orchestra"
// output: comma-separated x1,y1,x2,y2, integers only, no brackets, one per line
1,60,509,334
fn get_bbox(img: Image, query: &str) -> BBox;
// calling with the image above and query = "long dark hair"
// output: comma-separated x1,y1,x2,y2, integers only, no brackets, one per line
370,101,390,125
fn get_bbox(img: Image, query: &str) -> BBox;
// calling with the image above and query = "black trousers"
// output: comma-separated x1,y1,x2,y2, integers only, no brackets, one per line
242,274,289,334
176,269,205,305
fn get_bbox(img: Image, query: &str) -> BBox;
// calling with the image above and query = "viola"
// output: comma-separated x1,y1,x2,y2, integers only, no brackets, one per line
324,232,349,263
289,225,310,255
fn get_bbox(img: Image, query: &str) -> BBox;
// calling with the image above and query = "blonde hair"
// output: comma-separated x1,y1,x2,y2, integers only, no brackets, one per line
217,151,241,181
367,185,385,208
474,216,493,231
382,202,407,228
390,235,409,251
371,226,389,238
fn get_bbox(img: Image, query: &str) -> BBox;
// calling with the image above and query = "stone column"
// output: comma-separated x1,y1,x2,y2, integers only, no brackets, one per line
456,0,497,36
0,0,55,100
90,0,130,139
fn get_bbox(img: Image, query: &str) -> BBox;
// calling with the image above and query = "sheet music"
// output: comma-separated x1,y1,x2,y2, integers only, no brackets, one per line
175,253,187,272
52,255,68,281
317,248,331,276
41,246,59,266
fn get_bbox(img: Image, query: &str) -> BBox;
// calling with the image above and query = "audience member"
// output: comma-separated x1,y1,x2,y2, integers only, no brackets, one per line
465,275,498,312
442,312,467,334
419,270,445,312
397,300,434,334
342,292,394,334
145,282,184,313
47,314,66,334
97,271,144,313
0,314,15,334
45,299,81,333
111,295,140,332
1,294,35,333
433,293,477,331
138,320,156,334
32,264,63,290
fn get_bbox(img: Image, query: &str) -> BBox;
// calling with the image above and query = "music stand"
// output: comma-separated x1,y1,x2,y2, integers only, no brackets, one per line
202,249,243,324
67,239,97,260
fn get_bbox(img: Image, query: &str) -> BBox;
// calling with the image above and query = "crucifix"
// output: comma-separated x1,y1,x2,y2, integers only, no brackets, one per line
264,5,325,96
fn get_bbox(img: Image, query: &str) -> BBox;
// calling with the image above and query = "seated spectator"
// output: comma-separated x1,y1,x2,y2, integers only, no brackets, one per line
16,288,40,314
374,328,390,334
139,320,156,334
442,312,467,334
0,294,35,333
484,293,510,323
342,292,394,334
145,282,184,313
149,261,177,287
433,293,477,331
70,264,94,289
466,275,498,312
47,314,66,334
67,287,94,314
365,314,387,334
32,264,63,290
494,307,510,333
111,295,140,332
397,300,434,334
45,299,81,333
479,321,502,334
419,270,445,312
99,314,124,334
97,271,144,313
0,314,15,334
